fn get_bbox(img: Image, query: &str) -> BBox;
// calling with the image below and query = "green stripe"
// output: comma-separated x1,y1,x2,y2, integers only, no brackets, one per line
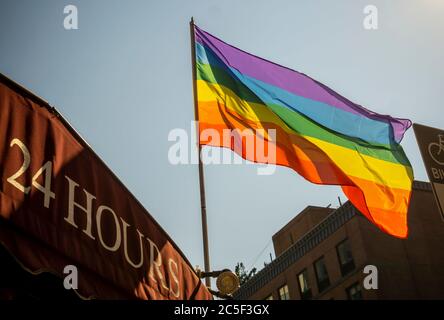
197,62,262,104
267,103,411,167
197,62,411,167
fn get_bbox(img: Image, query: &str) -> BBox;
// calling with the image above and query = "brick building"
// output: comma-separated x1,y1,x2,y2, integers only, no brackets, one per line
234,181,444,300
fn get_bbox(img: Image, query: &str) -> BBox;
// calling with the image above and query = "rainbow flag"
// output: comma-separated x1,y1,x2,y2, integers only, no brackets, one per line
193,25,414,238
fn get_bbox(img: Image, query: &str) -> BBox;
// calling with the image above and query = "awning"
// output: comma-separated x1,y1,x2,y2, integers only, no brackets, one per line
0,73,212,300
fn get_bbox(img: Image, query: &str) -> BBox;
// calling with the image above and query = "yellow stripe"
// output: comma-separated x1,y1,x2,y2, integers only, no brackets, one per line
305,136,413,190
197,79,282,125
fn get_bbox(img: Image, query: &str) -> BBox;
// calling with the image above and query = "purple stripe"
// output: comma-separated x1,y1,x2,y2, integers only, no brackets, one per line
194,25,411,142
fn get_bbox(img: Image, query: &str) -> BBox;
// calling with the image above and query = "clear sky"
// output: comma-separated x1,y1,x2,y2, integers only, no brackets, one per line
1,0,443,277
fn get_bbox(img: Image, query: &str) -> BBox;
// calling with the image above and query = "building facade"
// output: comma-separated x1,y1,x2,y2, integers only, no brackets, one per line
234,181,444,300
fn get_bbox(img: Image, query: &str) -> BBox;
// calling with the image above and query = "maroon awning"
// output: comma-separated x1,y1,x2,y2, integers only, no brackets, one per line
0,73,212,300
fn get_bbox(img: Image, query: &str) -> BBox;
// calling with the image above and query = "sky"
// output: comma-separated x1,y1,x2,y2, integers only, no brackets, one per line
1,0,443,277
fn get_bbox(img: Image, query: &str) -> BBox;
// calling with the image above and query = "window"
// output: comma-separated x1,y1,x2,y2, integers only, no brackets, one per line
314,257,330,292
278,284,290,300
336,239,355,276
297,269,312,300
346,283,363,300
265,295,274,300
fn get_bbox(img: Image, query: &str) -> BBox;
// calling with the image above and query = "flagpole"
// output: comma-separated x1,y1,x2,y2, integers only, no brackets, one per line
190,17,211,288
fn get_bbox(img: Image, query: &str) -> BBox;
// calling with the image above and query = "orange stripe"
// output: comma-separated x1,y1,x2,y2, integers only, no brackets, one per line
198,100,411,237
342,184,410,238
202,120,410,237
199,101,345,174
199,121,350,185
199,100,412,188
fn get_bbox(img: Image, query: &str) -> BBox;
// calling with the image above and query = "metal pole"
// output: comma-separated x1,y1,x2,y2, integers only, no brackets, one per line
190,17,211,288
